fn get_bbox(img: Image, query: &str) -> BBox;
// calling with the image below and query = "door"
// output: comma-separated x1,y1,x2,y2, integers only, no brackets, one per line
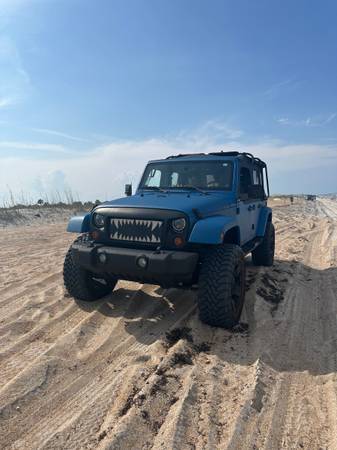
250,165,266,236
238,166,256,244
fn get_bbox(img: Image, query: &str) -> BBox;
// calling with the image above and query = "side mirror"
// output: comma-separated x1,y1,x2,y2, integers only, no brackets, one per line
125,184,132,197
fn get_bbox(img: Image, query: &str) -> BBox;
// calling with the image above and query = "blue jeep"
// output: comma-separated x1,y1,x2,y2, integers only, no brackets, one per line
64,151,274,328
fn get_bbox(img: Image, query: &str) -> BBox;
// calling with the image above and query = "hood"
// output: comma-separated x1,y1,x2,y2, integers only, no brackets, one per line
97,191,236,218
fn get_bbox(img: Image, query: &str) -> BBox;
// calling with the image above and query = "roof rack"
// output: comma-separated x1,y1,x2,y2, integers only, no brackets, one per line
165,151,266,166
242,152,266,167
166,151,241,159
166,153,206,159
208,151,240,157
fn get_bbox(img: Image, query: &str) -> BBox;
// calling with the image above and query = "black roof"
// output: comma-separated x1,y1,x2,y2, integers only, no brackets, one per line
165,151,266,167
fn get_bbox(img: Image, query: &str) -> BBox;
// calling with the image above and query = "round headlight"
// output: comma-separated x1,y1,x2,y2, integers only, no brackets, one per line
93,213,105,228
172,217,186,232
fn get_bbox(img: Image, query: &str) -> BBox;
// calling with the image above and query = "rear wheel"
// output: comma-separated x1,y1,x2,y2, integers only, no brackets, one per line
198,244,246,329
252,221,275,266
63,241,117,301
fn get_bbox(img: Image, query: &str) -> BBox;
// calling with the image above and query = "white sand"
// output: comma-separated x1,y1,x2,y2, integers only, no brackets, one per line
1,197,337,449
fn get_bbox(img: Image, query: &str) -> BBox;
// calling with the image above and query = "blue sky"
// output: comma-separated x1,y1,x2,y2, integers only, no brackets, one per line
0,0,337,202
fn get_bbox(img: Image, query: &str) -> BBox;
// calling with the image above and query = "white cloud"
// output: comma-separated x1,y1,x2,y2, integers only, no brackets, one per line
0,96,13,108
169,119,243,151
1,121,337,202
325,113,337,124
276,113,337,128
0,36,31,108
193,119,243,141
31,128,90,143
31,170,71,202
0,0,32,17
263,78,300,99
276,117,291,125
0,141,71,154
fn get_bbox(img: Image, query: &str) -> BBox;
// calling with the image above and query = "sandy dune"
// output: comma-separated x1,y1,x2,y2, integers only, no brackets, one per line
1,198,337,449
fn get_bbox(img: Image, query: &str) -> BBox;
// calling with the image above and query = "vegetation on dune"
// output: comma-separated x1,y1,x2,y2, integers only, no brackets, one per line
0,187,102,227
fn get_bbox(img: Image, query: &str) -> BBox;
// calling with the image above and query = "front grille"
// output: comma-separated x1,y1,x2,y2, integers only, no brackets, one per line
110,218,163,244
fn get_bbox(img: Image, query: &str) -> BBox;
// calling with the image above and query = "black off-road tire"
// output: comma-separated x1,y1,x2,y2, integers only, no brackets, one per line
198,244,246,329
63,241,117,301
252,221,275,266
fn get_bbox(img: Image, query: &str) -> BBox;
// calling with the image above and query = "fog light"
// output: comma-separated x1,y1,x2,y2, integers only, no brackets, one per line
137,255,148,269
98,253,107,264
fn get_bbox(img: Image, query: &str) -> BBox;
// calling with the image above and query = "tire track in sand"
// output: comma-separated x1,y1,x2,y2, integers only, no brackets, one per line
2,201,337,449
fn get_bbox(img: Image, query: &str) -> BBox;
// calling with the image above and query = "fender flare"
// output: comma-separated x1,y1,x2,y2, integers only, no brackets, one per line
188,216,238,245
66,213,91,233
256,206,272,237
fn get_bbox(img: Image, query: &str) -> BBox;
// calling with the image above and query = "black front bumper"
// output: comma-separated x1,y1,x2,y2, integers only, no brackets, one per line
71,242,199,287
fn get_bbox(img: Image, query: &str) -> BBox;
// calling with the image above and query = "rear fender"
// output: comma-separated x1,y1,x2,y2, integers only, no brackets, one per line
256,206,272,237
67,213,91,233
188,216,238,245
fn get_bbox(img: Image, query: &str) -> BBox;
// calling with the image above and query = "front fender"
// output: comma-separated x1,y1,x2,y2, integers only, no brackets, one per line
188,216,238,245
256,206,272,237
67,213,91,233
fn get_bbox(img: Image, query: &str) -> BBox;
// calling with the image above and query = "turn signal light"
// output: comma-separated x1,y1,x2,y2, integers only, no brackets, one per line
174,236,185,247
91,231,100,240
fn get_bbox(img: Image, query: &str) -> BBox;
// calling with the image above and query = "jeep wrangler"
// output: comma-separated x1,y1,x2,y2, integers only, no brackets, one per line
64,151,274,329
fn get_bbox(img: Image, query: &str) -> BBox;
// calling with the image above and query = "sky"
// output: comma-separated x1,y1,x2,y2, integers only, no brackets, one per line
0,0,337,203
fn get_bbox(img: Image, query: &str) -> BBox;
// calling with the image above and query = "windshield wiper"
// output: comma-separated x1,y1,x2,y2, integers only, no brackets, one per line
182,185,209,195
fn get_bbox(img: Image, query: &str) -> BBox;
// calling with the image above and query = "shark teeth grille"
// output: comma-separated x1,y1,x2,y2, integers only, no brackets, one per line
110,218,162,243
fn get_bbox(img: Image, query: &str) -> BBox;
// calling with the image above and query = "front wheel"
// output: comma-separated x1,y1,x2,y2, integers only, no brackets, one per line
63,242,117,301
198,244,246,329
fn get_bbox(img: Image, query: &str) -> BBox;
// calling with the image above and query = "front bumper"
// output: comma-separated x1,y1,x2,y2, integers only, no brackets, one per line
71,242,199,287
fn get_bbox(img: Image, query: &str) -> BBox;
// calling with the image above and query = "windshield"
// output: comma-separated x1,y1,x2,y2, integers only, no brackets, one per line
139,160,233,191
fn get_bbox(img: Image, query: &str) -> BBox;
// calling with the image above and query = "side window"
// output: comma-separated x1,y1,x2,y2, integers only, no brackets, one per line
145,169,161,187
240,167,252,199
252,168,261,185
251,166,265,199
170,172,179,187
